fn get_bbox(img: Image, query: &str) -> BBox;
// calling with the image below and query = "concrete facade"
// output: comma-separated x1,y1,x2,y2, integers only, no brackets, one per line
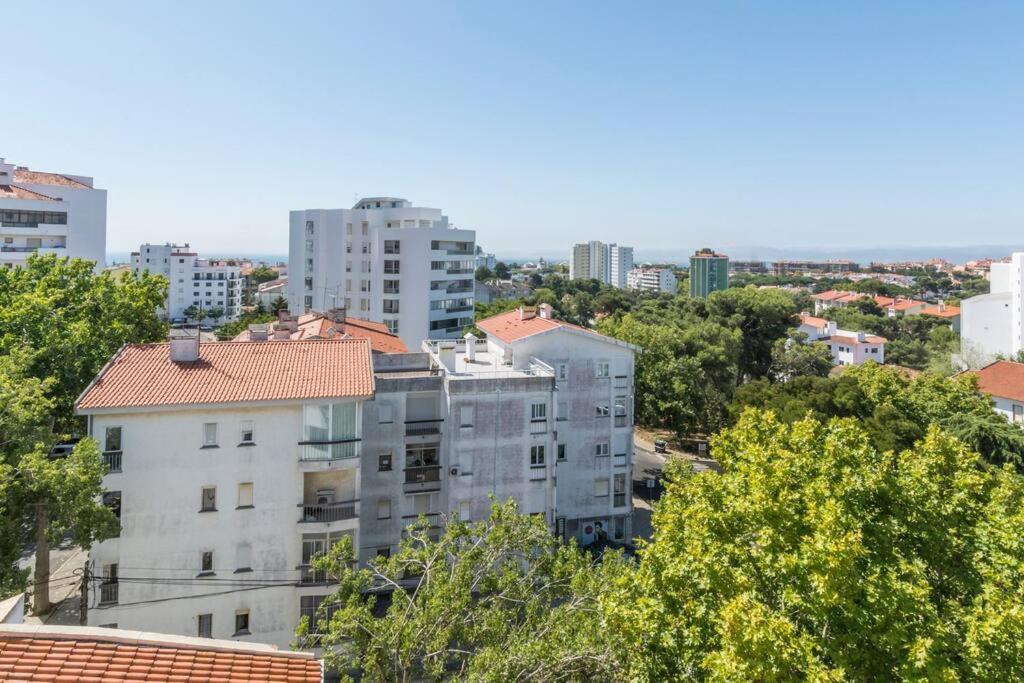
132,244,244,322
961,253,1024,368
287,197,476,349
627,267,678,294
569,241,633,288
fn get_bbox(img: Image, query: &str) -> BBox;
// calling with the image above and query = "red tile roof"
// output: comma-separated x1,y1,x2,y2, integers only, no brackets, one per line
969,360,1024,403
812,290,863,302
826,333,887,345
874,295,925,311
799,314,829,327
12,169,91,189
920,304,961,318
232,314,407,353
0,184,60,201
76,339,374,411
0,625,321,682
477,308,595,344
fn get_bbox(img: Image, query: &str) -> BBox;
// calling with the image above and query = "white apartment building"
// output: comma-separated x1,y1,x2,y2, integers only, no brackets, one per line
287,197,476,350
77,306,637,648
798,314,886,366
626,267,678,294
961,253,1024,368
475,245,496,271
569,241,633,288
132,244,244,323
0,158,107,270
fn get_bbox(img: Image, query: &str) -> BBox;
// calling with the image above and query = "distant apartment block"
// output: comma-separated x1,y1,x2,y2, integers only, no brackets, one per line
77,305,637,647
799,314,886,366
772,259,860,276
0,158,107,270
961,252,1024,367
569,241,633,288
475,245,496,271
626,267,678,294
132,244,243,323
288,197,476,349
689,248,729,298
729,260,768,274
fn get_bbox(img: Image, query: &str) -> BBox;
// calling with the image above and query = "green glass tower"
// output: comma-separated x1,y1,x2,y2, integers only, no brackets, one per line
689,248,729,298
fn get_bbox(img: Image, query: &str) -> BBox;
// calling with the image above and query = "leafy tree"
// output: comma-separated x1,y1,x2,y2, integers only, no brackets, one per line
205,305,225,323
528,272,543,287
494,261,511,280
885,338,930,369
474,265,494,282
214,311,276,341
246,264,278,285
297,499,628,682
770,333,834,380
182,304,200,322
705,287,797,383
610,410,1024,680
0,254,167,431
270,295,289,314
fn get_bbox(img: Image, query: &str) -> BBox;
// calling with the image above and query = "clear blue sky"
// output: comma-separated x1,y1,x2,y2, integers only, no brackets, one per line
3,1,1022,257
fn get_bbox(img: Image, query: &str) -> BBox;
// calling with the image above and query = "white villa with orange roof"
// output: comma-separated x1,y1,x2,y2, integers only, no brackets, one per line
0,158,107,269
799,313,886,365
76,305,638,647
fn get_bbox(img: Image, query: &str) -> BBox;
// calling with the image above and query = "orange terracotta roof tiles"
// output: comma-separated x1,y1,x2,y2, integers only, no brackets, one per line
969,360,1024,403
477,308,599,344
920,304,961,318
799,314,829,327
826,333,887,345
76,339,374,411
12,169,91,189
232,314,407,353
0,184,60,201
0,625,321,683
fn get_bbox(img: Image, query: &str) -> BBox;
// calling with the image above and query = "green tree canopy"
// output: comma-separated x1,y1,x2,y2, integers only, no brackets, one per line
610,410,1024,681
298,500,628,682
246,264,278,285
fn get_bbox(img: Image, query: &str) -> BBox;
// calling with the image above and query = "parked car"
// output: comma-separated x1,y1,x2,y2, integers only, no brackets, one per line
654,439,668,454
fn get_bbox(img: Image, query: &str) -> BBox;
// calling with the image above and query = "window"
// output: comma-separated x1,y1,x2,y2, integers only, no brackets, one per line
557,400,568,421
346,223,353,235
361,222,368,235
237,482,254,508
201,486,217,512
375,547,391,560
200,551,214,574
531,403,547,421
305,220,315,234
198,613,213,638
239,421,254,444
557,444,567,461
383,299,399,314
530,445,545,467
384,260,400,274
377,498,391,520
557,364,568,381
384,240,400,254
1014,405,1024,424
385,319,399,334
378,404,393,424
405,445,439,468
458,500,471,520
460,406,474,428
595,443,610,457
596,404,610,418
614,396,628,427
594,478,610,497
236,543,252,572
613,516,626,540
596,362,610,378
378,453,392,472
104,426,122,453
614,473,627,507
384,279,400,294
203,422,218,447
234,610,250,635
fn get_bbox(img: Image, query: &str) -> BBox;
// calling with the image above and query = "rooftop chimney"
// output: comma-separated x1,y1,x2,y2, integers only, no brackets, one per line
438,342,457,371
169,328,200,363
464,332,478,362
827,321,838,336
519,306,537,321
272,323,291,340
326,307,347,324
277,309,298,333
248,324,270,341
538,303,554,320
938,300,946,312
857,331,866,342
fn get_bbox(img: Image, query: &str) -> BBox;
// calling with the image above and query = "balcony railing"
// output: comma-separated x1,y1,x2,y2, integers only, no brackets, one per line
298,500,359,523
298,565,330,585
298,439,360,461
530,420,548,435
102,450,122,473
446,268,474,275
404,466,441,484
405,419,443,437
99,582,118,605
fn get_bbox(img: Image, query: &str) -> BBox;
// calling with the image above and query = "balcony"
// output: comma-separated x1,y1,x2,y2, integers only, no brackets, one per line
446,268,474,275
102,450,122,473
298,439,360,462
99,582,118,605
298,499,359,523
405,419,442,437
298,565,331,585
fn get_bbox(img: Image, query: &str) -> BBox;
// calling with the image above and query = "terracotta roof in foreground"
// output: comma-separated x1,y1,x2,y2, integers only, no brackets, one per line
0,624,321,683
969,360,1024,403
76,339,374,411
232,313,407,353
477,307,637,349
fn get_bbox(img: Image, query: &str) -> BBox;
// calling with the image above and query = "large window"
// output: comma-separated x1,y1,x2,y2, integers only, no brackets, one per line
530,445,545,467
0,210,67,227
383,299,400,314
302,403,359,460
613,473,627,507
384,240,400,254
384,260,400,274
405,445,439,468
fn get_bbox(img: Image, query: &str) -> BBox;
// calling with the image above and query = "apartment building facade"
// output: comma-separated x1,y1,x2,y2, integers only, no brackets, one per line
569,241,633,288
0,158,107,270
626,267,678,294
798,314,886,365
689,248,729,298
132,244,244,322
961,253,1024,368
77,307,637,648
287,197,476,350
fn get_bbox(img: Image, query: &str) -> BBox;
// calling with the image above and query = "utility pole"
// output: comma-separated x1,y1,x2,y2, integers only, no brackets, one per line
79,561,90,625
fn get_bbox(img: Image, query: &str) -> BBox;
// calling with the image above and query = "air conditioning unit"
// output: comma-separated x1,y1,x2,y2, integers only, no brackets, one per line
315,489,335,505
